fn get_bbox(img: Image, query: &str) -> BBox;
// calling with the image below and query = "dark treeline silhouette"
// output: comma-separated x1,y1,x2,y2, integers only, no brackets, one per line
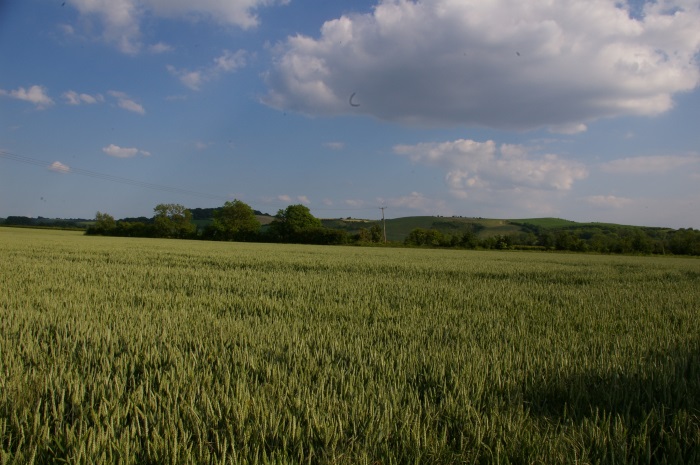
3,215,85,229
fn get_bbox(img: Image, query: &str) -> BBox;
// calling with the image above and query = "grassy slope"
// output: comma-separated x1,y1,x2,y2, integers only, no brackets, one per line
321,216,670,242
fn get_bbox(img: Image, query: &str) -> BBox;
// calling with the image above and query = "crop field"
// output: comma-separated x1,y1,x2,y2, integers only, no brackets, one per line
1,228,699,464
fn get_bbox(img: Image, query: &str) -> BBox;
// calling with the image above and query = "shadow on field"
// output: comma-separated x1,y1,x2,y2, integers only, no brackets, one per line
518,344,700,462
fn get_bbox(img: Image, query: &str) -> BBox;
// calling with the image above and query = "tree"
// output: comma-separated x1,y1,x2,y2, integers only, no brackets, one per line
153,203,195,238
89,211,116,235
370,224,383,243
404,228,445,247
268,204,322,241
212,200,260,241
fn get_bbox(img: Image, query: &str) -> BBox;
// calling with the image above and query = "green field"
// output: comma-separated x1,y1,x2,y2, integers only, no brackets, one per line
1,228,699,464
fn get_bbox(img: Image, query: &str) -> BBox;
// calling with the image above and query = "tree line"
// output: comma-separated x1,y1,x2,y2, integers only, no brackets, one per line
85,201,381,246
403,223,700,256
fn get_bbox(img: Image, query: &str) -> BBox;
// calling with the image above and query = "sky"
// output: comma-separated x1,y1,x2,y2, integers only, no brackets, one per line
1,0,700,228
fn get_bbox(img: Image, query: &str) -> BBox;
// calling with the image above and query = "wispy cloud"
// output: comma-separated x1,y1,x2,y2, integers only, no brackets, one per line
48,161,70,174
276,194,310,205
168,49,247,90
586,195,633,209
62,90,104,105
148,42,173,54
102,144,150,158
0,85,54,109
108,91,145,114
600,154,700,174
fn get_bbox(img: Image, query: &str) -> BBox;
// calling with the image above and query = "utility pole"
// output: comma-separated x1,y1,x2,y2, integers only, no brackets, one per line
379,206,387,243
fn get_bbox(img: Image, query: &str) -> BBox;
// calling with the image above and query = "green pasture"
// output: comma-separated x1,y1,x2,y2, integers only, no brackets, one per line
1,228,698,464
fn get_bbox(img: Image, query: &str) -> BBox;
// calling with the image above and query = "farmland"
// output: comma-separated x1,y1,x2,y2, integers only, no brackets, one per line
1,228,699,464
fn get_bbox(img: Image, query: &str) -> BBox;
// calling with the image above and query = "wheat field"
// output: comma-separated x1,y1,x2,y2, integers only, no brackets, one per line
1,228,698,464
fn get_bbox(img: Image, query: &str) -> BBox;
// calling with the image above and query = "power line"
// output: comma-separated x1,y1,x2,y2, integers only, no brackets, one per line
0,150,228,201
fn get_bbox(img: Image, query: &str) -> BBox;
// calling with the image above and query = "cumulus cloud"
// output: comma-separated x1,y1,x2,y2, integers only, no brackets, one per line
586,195,633,209
600,154,700,174
48,161,71,174
108,90,145,114
277,194,293,203
68,0,285,53
168,49,247,90
263,0,700,130
394,138,588,198
62,90,104,105
102,144,150,158
0,85,54,109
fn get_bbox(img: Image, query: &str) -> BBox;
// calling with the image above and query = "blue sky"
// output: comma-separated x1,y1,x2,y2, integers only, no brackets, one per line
1,0,699,228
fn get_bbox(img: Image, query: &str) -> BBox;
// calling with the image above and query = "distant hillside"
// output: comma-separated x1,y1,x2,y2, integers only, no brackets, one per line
322,216,532,242
321,215,683,245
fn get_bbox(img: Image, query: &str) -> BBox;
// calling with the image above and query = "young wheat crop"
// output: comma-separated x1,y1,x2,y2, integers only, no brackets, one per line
1,228,698,464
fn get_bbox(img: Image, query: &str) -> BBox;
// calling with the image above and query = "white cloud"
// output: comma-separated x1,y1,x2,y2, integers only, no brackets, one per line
62,90,104,105
108,90,145,114
600,154,700,174
263,0,700,130
586,195,633,209
275,194,311,205
168,50,247,90
48,161,71,174
148,42,173,54
394,139,588,197
102,144,150,158
0,85,54,109
166,67,203,91
214,49,247,72
68,0,285,53
69,0,142,54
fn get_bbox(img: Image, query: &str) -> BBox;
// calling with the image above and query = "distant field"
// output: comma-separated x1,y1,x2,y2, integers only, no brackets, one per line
1,228,698,463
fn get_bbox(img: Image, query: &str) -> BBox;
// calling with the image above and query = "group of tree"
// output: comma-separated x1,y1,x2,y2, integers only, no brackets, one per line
403,223,700,256
86,201,373,246
89,205,196,239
